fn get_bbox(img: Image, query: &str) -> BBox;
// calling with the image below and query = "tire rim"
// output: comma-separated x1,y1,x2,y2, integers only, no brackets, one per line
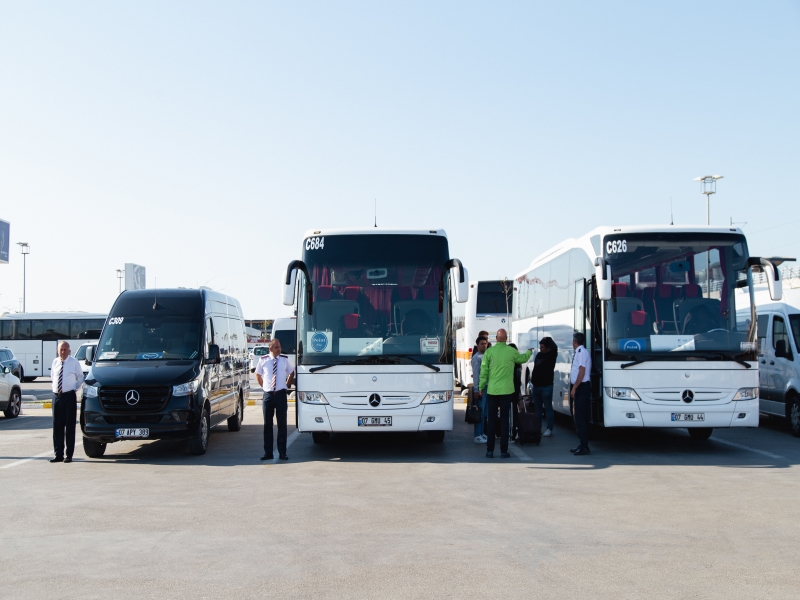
791,403,800,431
201,414,209,448
9,392,20,417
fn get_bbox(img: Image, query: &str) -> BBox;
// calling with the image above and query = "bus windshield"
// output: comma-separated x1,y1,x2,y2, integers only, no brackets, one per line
298,234,451,365
603,232,756,361
476,281,513,315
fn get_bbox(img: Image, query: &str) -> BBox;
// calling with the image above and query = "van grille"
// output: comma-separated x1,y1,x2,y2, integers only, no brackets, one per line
104,415,163,424
99,386,171,412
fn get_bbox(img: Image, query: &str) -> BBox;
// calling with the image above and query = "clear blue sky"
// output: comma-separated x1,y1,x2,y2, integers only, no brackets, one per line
1,1,798,317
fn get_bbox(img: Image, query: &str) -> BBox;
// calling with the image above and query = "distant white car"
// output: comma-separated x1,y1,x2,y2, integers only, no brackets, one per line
0,364,22,419
75,343,97,378
249,345,270,372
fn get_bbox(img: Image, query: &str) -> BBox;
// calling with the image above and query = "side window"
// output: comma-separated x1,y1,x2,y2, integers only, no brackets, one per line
0,321,12,340
205,319,213,357
772,316,793,360
756,314,769,354
212,316,230,357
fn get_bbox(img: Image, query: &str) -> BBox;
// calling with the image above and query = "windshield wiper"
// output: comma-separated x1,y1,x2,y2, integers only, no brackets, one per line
384,354,440,372
620,358,648,369
308,357,402,373
697,352,752,368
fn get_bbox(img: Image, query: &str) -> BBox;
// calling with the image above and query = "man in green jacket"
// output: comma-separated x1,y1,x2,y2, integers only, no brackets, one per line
479,329,532,458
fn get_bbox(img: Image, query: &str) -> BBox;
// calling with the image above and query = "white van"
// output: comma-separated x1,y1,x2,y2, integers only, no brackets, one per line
270,317,297,371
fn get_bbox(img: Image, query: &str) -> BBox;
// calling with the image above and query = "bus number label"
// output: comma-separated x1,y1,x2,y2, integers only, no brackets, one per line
606,240,627,254
108,317,124,325
305,237,325,250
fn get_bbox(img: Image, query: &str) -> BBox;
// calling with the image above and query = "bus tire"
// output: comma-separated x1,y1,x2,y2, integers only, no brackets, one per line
227,396,243,432
189,405,210,455
688,427,712,440
426,430,445,443
83,437,106,458
787,394,800,438
3,389,21,418
312,432,331,444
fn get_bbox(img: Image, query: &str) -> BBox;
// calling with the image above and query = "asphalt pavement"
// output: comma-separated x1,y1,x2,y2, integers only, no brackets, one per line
1,392,799,599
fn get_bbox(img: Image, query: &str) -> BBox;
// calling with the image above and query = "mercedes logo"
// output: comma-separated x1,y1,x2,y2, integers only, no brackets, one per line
125,390,140,405
682,390,694,403
372,376,377,382
369,393,381,407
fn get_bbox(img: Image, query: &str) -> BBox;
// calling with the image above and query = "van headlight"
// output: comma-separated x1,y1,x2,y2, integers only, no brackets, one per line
84,385,98,398
173,379,201,397
605,387,640,401
733,387,758,400
422,391,452,404
298,391,328,404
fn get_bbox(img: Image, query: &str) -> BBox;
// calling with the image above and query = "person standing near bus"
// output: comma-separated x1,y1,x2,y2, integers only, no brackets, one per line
256,338,294,461
471,336,488,444
570,332,592,456
531,337,558,437
50,341,84,463
479,329,532,458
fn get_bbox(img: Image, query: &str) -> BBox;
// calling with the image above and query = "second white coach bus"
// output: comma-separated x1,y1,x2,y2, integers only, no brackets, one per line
511,225,782,439
282,228,468,443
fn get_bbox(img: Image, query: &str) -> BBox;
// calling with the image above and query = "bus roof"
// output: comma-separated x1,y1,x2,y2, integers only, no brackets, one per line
302,228,448,238
0,312,107,319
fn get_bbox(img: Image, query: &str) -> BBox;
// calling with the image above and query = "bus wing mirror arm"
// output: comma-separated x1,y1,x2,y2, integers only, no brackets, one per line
440,259,468,311
85,346,94,364
594,257,612,301
284,260,313,314
748,257,794,302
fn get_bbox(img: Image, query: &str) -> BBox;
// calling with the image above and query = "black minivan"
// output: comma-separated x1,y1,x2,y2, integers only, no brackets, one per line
80,288,249,457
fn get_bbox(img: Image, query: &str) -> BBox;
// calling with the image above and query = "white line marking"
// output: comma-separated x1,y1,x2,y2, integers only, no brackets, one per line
1,451,53,470
268,429,301,464
508,443,532,461
710,437,785,460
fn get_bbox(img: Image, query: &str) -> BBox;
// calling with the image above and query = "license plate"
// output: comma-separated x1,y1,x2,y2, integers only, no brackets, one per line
671,413,705,422
115,428,149,438
358,416,392,427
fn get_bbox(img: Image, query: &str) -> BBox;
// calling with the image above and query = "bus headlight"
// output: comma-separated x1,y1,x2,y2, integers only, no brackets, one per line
422,391,452,404
84,385,98,398
605,387,640,401
298,392,328,404
173,379,201,397
733,387,758,400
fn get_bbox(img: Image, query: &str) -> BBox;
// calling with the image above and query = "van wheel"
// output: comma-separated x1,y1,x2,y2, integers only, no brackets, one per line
83,437,107,458
688,427,712,440
312,432,330,444
189,406,210,455
3,389,21,418
227,397,243,432
426,430,445,443
788,396,800,438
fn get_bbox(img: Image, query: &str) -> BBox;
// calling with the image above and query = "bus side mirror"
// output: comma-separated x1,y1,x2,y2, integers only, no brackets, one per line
452,265,469,303
283,266,297,306
205,344,221,365
594,257,612,301
85,346,94,364
764,261,782,302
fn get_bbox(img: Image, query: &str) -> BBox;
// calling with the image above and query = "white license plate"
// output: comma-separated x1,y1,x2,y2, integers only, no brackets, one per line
358,416,392,427
115,428,149,438
671,413,705,422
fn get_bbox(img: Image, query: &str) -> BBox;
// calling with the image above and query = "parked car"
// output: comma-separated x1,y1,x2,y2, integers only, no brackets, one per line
0,364,22,418
249,344,270,372
0,347,22,381
74,343,97,378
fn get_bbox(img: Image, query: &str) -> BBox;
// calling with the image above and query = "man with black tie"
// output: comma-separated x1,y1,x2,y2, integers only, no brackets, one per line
50,341,84,463
255,338,294,461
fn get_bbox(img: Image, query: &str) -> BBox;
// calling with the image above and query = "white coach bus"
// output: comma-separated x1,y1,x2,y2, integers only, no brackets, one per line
0,312,107,381
282,229,468,443
511,226,781,439
454,280,513,388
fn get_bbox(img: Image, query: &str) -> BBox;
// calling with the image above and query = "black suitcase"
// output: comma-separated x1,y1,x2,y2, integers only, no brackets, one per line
517,395,541,445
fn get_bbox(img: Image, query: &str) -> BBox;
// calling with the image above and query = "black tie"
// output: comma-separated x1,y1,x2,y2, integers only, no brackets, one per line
58,360,64,394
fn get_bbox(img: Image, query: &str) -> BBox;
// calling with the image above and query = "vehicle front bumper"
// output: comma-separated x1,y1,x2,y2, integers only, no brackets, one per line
297,401,454,433
603,396,759,428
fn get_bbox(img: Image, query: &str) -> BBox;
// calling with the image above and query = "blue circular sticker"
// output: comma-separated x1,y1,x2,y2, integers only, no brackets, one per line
311,332,329,352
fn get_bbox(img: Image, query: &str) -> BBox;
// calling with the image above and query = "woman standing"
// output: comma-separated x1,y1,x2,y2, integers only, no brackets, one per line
531,337,557,437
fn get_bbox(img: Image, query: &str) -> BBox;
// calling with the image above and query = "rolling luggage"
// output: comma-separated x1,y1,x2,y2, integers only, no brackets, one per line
517,395,541,446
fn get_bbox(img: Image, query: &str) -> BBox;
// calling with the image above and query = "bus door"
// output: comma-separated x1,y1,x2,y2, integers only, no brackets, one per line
44,341,58,376
575,278,603,424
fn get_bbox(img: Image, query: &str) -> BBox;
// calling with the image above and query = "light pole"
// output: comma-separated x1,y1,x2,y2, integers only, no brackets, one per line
116,269,124,294
693,175,723,297
17,242,29,312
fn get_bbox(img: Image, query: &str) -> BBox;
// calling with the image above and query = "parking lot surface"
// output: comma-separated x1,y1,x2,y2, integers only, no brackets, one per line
2,393,799,599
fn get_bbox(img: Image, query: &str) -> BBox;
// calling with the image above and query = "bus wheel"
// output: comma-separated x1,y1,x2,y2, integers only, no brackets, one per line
83,437,107,458
426,430,445,443
227,397,243,432
189,406,210,455
312,432,331,444
788,395,800,438
688,427,712,440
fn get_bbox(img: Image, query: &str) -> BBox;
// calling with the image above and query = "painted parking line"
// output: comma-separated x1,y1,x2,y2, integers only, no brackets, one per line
710,437,785,460
1,451,53,470
508,443,532,461
267,429,301,464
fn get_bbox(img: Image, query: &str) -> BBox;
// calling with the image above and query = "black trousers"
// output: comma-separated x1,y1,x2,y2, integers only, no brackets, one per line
573,382,591,450
262,390,288,457
52,391,77,459
486,393,514,453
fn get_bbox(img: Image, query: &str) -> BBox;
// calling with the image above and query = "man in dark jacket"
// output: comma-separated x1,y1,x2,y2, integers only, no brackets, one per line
531,337,557,437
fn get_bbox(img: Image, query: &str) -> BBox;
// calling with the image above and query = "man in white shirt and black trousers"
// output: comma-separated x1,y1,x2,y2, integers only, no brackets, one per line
570,332,592,456
255,338,294,461
51,341,85,463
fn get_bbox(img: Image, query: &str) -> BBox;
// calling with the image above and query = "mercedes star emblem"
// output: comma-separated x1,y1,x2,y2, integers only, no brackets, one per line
682,390,694,403
125,390,140,405
372,376,377,382
369,393,381,407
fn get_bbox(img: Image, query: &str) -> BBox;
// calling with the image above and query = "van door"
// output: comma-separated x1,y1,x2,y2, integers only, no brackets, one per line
204,318,222,420
756,313,770,410
770,314,794,409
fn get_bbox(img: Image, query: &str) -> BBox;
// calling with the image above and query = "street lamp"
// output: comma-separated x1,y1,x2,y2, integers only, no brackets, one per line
693,175,723,298
116,269,124,294
17,242,29,312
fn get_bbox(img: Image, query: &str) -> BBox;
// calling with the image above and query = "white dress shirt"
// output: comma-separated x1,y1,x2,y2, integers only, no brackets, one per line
570,345,592,384
255,354,294,392
51,355,85,394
